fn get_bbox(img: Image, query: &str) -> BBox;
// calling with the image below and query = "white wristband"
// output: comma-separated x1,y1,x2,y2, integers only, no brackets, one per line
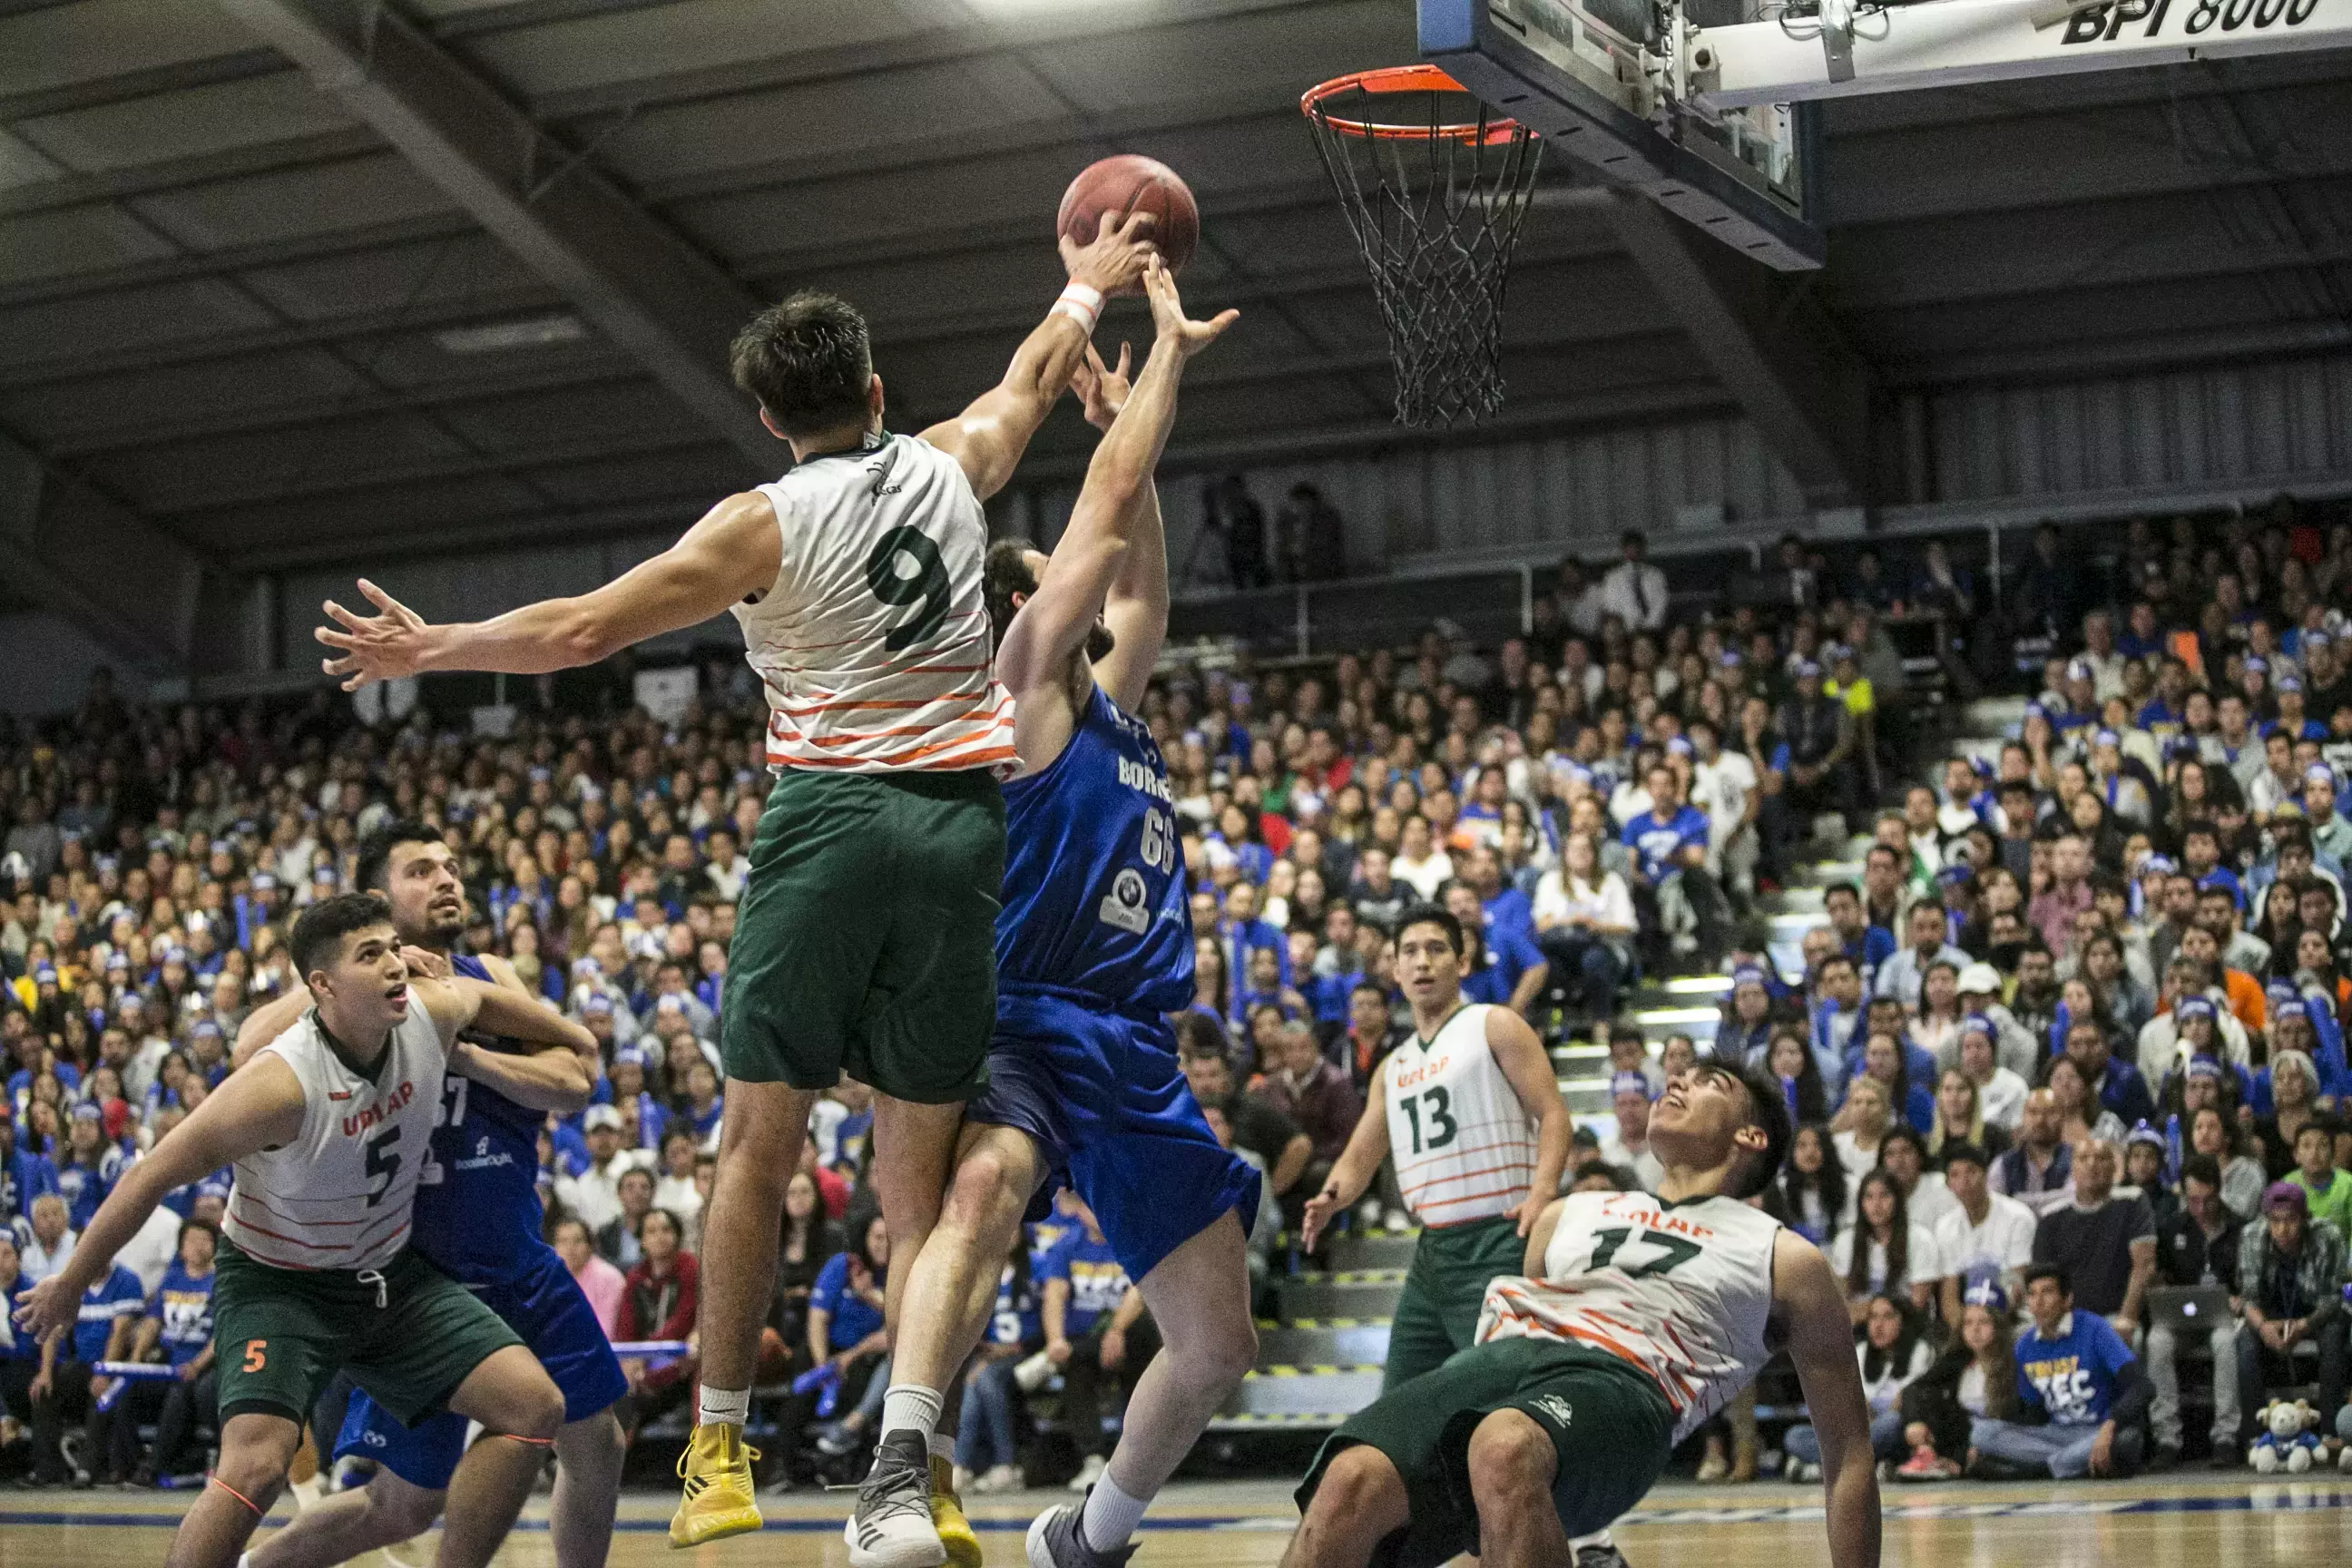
1051,282,1103,334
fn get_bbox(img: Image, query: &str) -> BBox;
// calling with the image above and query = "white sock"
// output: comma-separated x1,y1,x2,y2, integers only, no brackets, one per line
929,1431,956,1464
880,1383,944,1442
698,1385,750,1428
1079,1470,1150,1552
1570,1531,1613,1550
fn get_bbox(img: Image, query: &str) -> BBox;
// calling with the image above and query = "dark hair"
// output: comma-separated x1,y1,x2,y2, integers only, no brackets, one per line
1729,1064,1794,1200
177,1216,220,1250
354,819,446,898
2179,1152,2223,1189
1823,880,1861,906
290,893,395,978
1877,1124,1927,1168
1765,1027,1828,1123
1395,902,1465,958
729,290,873,437
1859,1293,1924,1385
1939,1140,1988,1173
1779,1120,1847,1241
1171,1010,1230,1062
1848,1169,1912,1299
1574,1162,1636,1193
984,536,1040,646
2022,1261,2072,1298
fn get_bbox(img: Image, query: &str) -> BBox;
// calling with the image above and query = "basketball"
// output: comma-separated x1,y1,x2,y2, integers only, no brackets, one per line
1056,154,1199,290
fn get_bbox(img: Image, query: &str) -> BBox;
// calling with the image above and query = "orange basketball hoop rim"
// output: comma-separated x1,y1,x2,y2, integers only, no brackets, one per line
1299,65,1524,146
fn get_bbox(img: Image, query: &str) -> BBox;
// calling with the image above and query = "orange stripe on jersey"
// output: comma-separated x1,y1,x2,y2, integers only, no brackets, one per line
1399,1134,1536,1165
1403,1160,1537,1201
1415,1183,1530,1213
776,692,985,718
232,1191,371,1227
779,738,1017,770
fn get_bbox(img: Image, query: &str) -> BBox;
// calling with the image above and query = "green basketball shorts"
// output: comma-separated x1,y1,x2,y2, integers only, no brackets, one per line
1298,1337,1675,1568
211,1240,524,1430
1382,1214,1527,1392
721,766,1005,1104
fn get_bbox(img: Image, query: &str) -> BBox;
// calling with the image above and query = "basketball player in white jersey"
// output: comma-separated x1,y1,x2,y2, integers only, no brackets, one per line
1284,1060,1881,1568
14,893,597,1568
1296,906,1585,1565
1301,904,1571,1393
311,216,1161,1553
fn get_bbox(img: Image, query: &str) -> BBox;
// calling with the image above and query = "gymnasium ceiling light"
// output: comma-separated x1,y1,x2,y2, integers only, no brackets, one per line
434,314,591,355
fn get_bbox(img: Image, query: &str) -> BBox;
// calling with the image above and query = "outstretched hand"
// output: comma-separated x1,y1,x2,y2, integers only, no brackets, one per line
317,580,434,691
1070,341,1132,432
1060,209,1160,298
1142,255,1238,358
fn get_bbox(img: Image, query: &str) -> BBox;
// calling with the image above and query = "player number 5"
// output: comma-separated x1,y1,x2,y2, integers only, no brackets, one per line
241,1339,268,1374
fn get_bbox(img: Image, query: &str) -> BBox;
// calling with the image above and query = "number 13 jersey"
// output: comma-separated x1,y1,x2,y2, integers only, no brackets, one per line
1384,1004,1536,1230
1476,1189,1782,1441
225,999,447,1273
735,433,1015,777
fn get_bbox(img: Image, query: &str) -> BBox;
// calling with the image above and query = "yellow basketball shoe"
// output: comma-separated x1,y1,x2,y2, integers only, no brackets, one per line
931,1451,985,1568
671,1424,763,1548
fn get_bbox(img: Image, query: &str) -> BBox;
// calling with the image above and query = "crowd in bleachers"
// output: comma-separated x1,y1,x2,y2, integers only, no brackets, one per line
3,500,2350,1492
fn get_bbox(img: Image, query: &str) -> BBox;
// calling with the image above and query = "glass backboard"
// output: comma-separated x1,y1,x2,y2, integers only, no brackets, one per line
1420,0,1826,270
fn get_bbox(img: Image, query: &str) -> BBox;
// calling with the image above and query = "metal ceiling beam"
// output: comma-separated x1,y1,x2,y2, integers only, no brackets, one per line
0,127,381,219
154,320,1691,517
0,48,284,125
1603,191,1873,509
227,378,1740,573
0,430,208,670
217,0,770,465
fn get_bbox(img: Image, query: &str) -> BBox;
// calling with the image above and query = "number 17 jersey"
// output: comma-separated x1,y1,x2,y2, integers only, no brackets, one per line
1384,1003,1536,1229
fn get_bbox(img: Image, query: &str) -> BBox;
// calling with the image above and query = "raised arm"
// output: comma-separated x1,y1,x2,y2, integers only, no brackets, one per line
917,213,1160,499
1774,1230,1883,1568
1299,1072,1392,1252
995,260,1235,700
317,490,780,690
15,1054,306,1341
1066,343,1172,711
1488,1007,1572,1236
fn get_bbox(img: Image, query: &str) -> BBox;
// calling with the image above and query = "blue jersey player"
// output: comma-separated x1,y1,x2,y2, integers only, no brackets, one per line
234,824,625,1568
860,260,1258,1568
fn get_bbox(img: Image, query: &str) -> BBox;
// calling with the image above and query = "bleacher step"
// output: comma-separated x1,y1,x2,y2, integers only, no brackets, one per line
1278,1274,1409,1318
1255,1322,1393,1365
1325,1233,1422,1271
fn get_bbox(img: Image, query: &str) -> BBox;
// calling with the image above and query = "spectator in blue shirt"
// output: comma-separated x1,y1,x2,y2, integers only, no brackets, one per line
1822,883,1896,990
53,1104,122,1232
1621,759,1729,972
808,1212,893,1455
954,1233,1044,1492
2063,1018,2159,1132
1216,883,1290,1021
1041,1200,1150,1492
0,1230,37,1430
0,1112,59,1230
1443,882,1548,1017
1970,1263,2149,1478
30,1258,143,1486
107,1217,218,1485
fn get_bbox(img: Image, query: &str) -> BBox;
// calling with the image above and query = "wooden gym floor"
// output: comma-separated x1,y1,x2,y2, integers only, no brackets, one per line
5,1474,2347,1567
